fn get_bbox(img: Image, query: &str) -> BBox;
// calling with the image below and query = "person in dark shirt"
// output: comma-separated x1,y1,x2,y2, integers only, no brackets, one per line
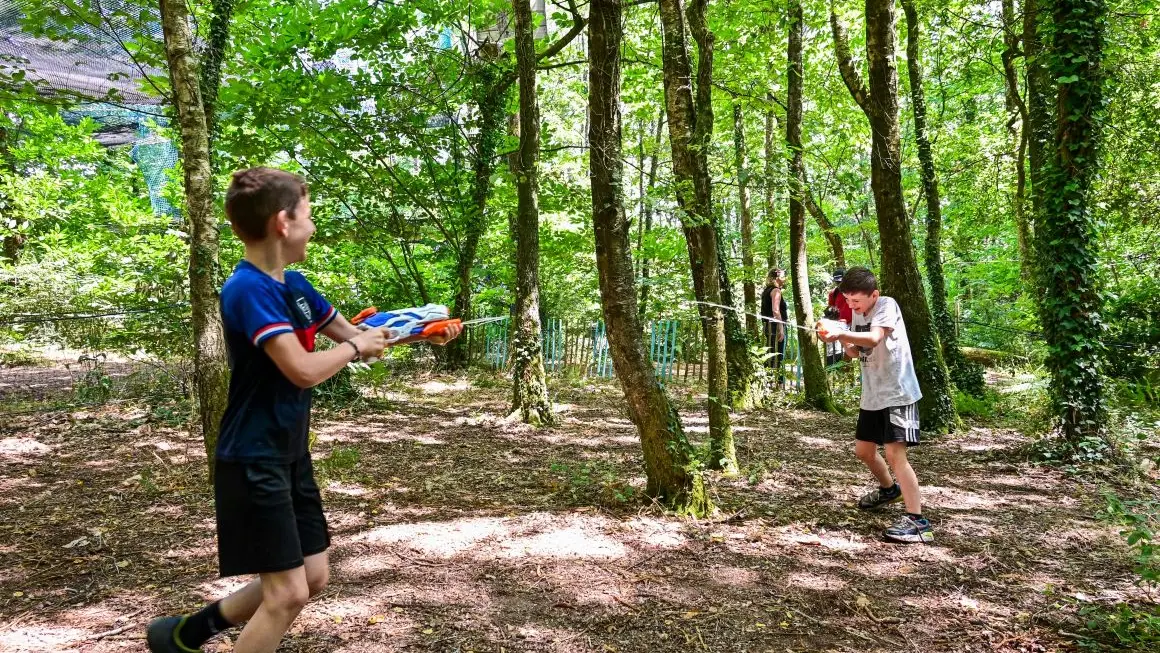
147,168,461,653
760,268,789,388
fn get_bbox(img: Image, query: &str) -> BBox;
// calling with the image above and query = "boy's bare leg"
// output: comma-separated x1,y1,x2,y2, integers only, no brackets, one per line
854,440,894,488
232,567,309,653
884,442,922,515
220,552,330,626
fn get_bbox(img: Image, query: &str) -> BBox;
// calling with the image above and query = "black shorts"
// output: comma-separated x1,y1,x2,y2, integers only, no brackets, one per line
855,403,921,446
214,454,330,577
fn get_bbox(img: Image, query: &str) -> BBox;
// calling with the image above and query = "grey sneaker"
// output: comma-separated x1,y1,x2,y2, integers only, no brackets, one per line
857,484,902,510
883,515,934,544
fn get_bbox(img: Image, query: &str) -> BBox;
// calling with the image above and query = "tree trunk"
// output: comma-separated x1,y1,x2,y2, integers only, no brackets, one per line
589,0,710,515
657,0,733,472
831,2,957,432
199,0,234,148
787,0,834,411
763,102,780,269
902,0,984,397
1038,0,1108,446
638,110,665,323
802,183,846,269
447,55,508,369
508,0,553,425
734,101,759,341
158,0,230,478
689,0,760,412
1000,0,1034,281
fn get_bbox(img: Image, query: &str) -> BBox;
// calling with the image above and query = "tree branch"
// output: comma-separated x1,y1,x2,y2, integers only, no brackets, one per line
829,9,871,117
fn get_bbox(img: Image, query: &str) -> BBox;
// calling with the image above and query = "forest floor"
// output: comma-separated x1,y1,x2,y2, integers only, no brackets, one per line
1,356,1156,653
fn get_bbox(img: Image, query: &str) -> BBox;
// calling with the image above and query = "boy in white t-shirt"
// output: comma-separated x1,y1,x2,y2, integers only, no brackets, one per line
819,267,933,544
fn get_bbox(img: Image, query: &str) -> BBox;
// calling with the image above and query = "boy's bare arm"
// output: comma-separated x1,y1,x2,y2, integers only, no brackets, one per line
836,326,890,350
263,328,386,389
321,313,362,343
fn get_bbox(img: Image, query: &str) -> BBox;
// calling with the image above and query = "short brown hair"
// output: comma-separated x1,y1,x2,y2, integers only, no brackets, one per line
224,167,308,241
838,266,878,294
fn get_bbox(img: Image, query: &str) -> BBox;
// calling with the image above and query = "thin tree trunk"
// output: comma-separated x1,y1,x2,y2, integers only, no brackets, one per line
802,182,846,269
902,0,984,397
509,0,553,425
831,2,957,432
1001,0,1034,281
763,101,780,270
657,0,734,472
638,110,665,322
1038,0,1107,446
687,0,760,412
734,101,759,341
787,0,833,411
158,0,230,479
448,56,507,369
589,0,710,515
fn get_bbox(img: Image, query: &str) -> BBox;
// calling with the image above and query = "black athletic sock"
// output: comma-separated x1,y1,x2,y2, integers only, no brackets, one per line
906,512,924,521
881,482,900,494
176,601,232,649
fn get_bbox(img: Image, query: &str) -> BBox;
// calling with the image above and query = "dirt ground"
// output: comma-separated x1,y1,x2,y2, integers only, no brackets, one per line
0,361,1153,652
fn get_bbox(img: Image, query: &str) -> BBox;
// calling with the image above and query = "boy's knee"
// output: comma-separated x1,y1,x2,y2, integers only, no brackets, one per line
854,442,878,463
306,566,329,597
263,578,310,615
884,444,909,467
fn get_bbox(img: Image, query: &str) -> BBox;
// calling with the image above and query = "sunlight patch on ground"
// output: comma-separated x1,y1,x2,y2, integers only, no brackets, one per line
786,570,848,591
797,435,844,450
326,481,371,497
314,423,447,446
0,437,51,459
348,513,631,564
0,625,90,652
416,379,472,394
770,526,870,552
923,486,1007,511
708,564,761,587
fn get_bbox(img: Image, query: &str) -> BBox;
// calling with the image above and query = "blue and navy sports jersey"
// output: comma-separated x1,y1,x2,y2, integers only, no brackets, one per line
216,260,337,463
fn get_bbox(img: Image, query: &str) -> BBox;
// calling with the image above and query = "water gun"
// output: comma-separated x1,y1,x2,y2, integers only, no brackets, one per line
815,318,847,340
350,303,460,344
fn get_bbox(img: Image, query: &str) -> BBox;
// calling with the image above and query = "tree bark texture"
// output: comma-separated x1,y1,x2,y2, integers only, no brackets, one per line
508,0,554,425
657,0,734,472
589,0,710,514
763,102,780,269
787,0,833,411
734,101,759,341
158,0,230,478
832,2,957,432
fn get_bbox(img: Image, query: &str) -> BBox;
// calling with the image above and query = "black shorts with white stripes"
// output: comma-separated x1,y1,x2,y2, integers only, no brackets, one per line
855,403,921,446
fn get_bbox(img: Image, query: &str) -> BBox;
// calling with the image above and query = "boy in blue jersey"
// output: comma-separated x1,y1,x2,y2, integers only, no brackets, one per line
147,167,461,653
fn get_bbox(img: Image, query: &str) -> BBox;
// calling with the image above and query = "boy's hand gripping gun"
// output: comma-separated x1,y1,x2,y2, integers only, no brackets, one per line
349,303,461,344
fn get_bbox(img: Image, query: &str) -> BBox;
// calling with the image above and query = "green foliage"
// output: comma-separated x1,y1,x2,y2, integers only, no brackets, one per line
70,354,113,405
547,460,637,505
316,446,362,482
953,389,995,418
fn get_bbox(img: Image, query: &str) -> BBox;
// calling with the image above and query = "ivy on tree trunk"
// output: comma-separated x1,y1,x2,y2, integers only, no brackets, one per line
1037,0,1108,447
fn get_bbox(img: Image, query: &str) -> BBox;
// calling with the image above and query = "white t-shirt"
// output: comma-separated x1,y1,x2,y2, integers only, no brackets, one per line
850,296,923,411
